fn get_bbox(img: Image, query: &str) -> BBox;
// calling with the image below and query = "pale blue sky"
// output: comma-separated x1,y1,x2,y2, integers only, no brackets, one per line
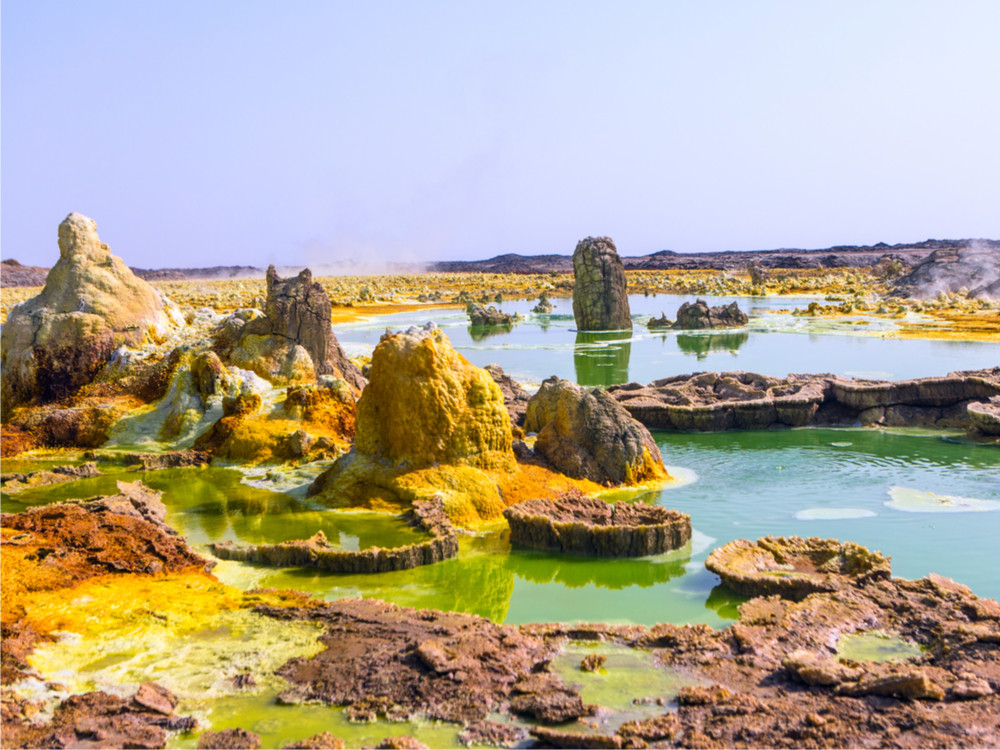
3,0,998,269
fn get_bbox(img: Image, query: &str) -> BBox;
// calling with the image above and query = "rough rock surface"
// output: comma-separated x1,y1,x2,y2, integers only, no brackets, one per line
608,368,1000,431
705,536,891,600
484,363,531,428
1,685,196,749
328,324,513,472
524,377,665,484
505,496,691,557
467,304,513,326
1,213,181,412
672,299,748,329
211,498,458,573
890,245,1000,300
572,236,632,331
968,398,1000,436
526,569,1000,748
217,265,364,388
268,597,581,725
197,728,262,749
1,481,211,683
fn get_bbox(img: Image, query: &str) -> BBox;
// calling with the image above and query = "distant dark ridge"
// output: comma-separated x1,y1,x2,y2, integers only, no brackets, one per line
429,239,1000,274
1,258,48,287
130,265,263,281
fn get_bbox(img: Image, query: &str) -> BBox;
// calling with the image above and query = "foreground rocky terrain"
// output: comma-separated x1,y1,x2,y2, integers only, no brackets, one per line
3,486,998,748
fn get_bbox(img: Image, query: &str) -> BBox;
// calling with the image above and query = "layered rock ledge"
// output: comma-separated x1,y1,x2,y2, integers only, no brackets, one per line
609,368,1000,431
210,498,458,573
504,496,691,557
705,535,891,600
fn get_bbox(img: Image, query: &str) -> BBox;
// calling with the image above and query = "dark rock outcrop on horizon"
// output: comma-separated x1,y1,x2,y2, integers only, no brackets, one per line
505,495,691,557
572,236,632,331
430,239,1000,274
608,368,1000,431
889,245,1000,300
0,259,48,287
673,299,748,329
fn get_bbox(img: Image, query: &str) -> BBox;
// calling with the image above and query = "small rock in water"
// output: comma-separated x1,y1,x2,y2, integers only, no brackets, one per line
580,653,607,672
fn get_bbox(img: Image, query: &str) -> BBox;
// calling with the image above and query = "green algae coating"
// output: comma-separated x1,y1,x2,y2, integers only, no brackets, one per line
837,631,925,663
548,642,700,733
27,608,326,699
168,691,463,750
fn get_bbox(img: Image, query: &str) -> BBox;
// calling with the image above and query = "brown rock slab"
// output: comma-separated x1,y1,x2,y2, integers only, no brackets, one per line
505,496,690,557
673,299,748,329
706,536,891,600
197,728,262,749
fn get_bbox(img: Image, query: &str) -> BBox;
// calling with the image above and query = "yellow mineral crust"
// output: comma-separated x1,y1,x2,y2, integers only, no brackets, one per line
354,327,515,472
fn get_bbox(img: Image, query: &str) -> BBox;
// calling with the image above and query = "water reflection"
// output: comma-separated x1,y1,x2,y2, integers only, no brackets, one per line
467,323,513,341
574,331,632,386
506,543,690,590
675,331,749,360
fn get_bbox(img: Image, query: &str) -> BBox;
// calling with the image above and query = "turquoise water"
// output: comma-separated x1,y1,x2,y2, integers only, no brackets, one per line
336,294,1000,385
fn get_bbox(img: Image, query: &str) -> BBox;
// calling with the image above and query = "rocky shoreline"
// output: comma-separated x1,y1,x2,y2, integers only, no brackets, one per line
608,368,1000,433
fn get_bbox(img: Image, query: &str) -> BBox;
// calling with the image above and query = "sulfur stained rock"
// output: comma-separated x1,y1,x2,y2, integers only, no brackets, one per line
218,266,364,388
524,376,667,485
706,536,891,600
572,236,631,331
673,298,748,329
308,325,516,526
1,213,182,412
1,462,100,493
283,733,346,750
352,324,513,472
504,495,691,557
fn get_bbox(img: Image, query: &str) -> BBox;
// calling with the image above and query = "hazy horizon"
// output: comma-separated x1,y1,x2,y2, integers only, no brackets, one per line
3,1,999,269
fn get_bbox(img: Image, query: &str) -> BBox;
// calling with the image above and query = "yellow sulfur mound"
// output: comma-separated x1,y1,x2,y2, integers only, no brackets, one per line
355,326,515,472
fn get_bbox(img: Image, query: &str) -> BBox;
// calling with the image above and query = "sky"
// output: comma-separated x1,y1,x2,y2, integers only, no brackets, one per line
2,0,999,270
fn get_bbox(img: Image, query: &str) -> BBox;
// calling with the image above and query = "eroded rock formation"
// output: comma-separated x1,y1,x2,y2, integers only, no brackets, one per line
1,213,182,412
572,236,632,331
505,495,691,557
705,536,891,600
608,368,1000,431
215,265,364,388
309,325,517,526
672,299,748,329
211,498,458,573
524,376,667,485
467,304,512,326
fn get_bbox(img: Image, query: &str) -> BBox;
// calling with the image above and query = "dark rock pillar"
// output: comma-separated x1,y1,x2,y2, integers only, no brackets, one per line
571,236,632,331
